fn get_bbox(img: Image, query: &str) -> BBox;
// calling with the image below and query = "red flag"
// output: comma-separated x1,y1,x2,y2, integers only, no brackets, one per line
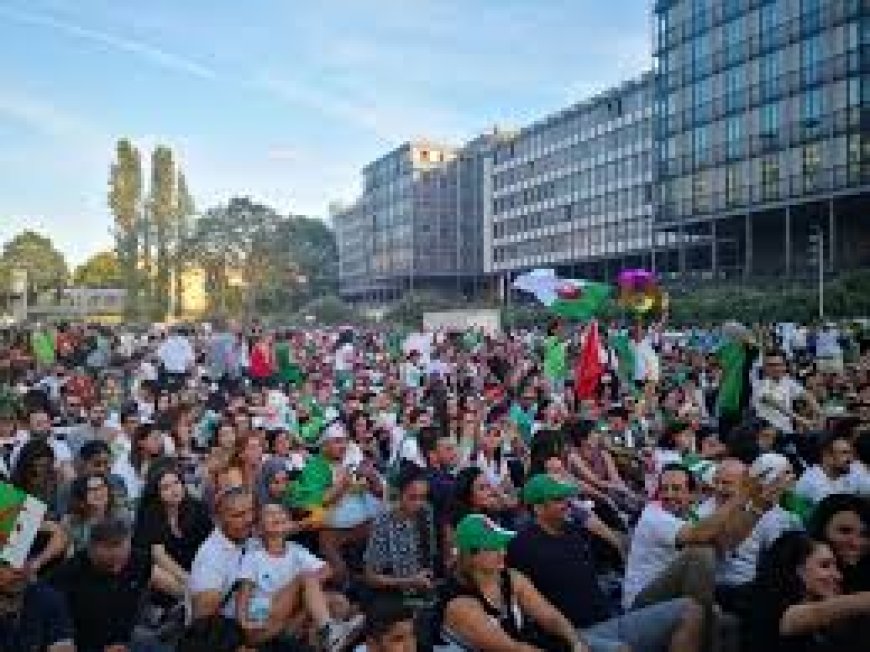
574,320,603,401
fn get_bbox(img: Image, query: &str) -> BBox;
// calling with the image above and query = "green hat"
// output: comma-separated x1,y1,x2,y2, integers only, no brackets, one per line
454,514,515,553
522,473,578,505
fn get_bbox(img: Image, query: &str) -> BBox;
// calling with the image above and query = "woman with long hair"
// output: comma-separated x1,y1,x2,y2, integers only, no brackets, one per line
452,466,518,531
113,420,165,501
748,531,870,652
133,463,213,585
808,494,870,593
439,513,584,652
62,472,128,553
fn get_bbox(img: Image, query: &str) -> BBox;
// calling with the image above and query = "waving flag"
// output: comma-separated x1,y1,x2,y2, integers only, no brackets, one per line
512,269,611,320
574,320,603,400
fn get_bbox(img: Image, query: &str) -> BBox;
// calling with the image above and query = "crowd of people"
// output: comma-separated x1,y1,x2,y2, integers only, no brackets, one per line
0,317,869,652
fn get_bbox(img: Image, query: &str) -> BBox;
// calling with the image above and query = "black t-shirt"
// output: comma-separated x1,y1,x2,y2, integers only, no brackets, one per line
0,582,74,652
506,521,611,629
49,548,152,652
133,498,213,570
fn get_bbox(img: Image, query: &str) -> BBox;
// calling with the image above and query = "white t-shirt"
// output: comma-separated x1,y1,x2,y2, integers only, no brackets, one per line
752,376,805,434
623,502,686,608
794,465,851,504
236,541,325,611
190,529,250,619
157,335,194,374
697,498,802,586
845,462,870,497
334,343,355,372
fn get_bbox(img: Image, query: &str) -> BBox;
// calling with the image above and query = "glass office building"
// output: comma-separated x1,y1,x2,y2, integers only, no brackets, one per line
485,73,656,282
654,0,870,280
336,133,502,302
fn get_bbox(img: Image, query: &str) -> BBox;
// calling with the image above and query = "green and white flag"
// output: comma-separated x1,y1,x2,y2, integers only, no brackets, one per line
0,482,47,568
513,268,611,320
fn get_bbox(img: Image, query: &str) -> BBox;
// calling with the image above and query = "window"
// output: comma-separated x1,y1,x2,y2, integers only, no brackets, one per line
802,88,824,125
725,165,741,205
760,101,780,136
724,68,742,111
802,144,822,183
760,2,780,39
802,35,824,84
726,116,743,159
761,155,780,197
693,126,709,164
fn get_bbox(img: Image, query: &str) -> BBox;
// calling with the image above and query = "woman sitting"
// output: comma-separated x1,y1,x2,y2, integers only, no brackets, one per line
440,513,586,652
808,494,870,593
747,531,870,652
364,465,438,602
134,463,213,586
63,472,129,553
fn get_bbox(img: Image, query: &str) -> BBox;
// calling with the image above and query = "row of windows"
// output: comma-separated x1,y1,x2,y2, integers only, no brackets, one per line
492,87,653,165
493,209,650,239
493,176,653,214
492,230,653,265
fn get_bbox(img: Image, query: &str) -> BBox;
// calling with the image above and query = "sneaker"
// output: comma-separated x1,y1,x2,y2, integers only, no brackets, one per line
318,614,365,652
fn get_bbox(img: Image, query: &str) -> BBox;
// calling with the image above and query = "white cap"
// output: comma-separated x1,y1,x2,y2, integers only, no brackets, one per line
750,452,791,484
321,420,348,443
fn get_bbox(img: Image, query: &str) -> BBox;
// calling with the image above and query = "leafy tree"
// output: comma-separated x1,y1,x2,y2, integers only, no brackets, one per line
149,145,175,320
73,251,123,288
108,139,143,319
172,170,195,317
0,230,68,302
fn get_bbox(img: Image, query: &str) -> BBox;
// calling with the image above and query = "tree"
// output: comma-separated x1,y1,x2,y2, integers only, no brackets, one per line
149,145,176,320
108,139,143,319
73,251,123,288
172,170,195,318
0,231,68,303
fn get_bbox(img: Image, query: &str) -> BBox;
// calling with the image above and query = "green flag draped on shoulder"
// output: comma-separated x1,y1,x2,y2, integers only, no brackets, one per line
716,340,747,418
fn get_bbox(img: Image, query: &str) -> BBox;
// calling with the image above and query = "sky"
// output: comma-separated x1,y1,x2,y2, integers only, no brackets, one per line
0,0,651,265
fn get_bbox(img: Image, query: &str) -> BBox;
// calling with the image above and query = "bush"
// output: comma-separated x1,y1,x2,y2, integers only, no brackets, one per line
293,295,367,326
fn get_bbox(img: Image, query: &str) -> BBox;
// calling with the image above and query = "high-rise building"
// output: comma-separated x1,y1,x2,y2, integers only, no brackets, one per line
653,0,870,281
485,73,656,283
336,132,504,302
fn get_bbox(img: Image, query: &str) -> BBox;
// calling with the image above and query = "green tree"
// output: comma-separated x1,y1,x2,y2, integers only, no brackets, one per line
149,145,176,320
172,170,195,317
73,251,123,288
108,138,143,319
0,230,68,303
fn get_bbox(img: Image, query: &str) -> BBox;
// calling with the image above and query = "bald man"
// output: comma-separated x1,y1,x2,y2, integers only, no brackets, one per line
700,457,802,614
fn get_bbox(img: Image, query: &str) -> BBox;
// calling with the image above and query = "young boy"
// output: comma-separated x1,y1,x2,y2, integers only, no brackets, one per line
235,501,363,652
354,598,416,652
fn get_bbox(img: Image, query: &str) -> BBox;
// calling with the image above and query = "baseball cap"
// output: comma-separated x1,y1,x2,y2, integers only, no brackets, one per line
454,514,515,553
750,452,792,485
522,473,578,505
320,420,348,443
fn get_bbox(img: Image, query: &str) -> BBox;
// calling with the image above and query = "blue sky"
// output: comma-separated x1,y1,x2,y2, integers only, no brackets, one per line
0,0,651,264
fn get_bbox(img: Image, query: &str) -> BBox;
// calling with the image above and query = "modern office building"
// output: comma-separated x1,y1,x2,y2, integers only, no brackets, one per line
653,0,870,281
485,73,656,283
336,132,505,302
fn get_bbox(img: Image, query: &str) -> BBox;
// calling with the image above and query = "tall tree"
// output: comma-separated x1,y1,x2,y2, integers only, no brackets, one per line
172,170,195,318
0,231,68,303
149,145,175,320
108,138,143,319
73,251,123,288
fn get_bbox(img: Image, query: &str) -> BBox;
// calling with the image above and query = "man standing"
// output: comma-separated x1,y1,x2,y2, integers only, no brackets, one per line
508,473,703,652
156,327,194,392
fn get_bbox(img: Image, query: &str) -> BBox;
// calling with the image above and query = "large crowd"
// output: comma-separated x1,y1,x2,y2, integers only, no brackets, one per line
0,317,869,652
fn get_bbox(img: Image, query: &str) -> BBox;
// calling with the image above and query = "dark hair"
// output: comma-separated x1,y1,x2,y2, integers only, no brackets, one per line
89,514,132,544
452,466,485,525
658,461,698,492
10,439,55,498
855,430,870,466
69,472,111,519
177,616,243,652
754,531,826,611
130,422,159,470
395,463,428,495
364,596,414,642
819,431,851,455
528,428,567,476
807,493,870,550
135,462,201,543
562,418,595,447
79,439,111,461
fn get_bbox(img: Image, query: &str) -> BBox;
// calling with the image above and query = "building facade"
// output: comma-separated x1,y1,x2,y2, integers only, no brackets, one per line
653,0,870,281
485,73,656,283
337,133,503,302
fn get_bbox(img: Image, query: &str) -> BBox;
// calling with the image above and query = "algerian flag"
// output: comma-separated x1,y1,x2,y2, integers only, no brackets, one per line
542,335,567,381
0,482,47,568
513,269,611,320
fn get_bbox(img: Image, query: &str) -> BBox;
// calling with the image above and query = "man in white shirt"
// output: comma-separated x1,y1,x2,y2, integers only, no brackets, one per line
794,432,854,504
698,455,802,612
156,329,194,391
845,431,870,497
624,462,785,644
815,324,844,374
752,350,820,434
190,487,256,620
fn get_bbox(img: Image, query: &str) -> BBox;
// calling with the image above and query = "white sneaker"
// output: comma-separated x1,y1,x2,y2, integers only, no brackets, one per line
320,613,365,652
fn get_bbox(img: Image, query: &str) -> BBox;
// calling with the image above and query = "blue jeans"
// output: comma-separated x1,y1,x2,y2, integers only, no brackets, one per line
580,598,692,652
